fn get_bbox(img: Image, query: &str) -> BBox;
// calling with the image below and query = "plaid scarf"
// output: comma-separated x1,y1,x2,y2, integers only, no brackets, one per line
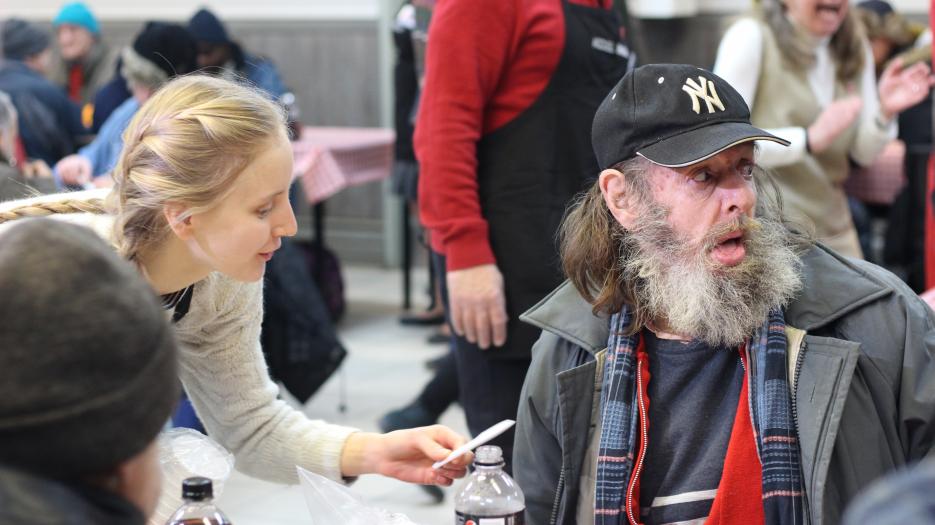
594,307,804,524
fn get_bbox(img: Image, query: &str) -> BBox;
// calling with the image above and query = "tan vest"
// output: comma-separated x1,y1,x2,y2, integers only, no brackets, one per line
751,22,862,258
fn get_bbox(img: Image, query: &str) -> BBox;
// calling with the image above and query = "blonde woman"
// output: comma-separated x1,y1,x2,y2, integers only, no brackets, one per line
713,0,933,258
0,75,470,487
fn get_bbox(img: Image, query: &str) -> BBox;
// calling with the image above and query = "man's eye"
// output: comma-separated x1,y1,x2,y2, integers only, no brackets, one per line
691,171,712,183
739,164,755,179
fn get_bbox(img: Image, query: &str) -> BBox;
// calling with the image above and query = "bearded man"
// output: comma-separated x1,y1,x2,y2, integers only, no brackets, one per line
513,63,935,525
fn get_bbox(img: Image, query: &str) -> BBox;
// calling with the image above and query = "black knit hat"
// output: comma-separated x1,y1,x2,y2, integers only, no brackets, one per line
188,8,230,45
1,18,50,61
0,219,179,478
131,21,198,78
592,63,789,169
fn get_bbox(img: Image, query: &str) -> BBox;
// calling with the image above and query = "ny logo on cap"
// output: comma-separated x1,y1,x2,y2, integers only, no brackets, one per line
681,76,725,115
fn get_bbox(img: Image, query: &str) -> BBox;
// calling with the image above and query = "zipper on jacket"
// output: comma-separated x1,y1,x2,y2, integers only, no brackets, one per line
790,340,807,448
548,467,565,525
790,340,810,524
626,361,648,525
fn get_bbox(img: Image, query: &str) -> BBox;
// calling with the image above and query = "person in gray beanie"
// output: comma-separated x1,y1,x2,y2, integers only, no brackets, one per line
0,18,85,166
0,218,179,525
1,18,50,62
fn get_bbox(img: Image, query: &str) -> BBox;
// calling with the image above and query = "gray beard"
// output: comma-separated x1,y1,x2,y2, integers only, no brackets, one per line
620,204,803,347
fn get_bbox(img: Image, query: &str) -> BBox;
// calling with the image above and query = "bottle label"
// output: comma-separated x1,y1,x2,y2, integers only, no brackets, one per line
456,511,524,525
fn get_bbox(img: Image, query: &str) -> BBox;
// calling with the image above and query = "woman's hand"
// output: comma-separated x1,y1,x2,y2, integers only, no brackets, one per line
808,95,862,154
878,57,935,121
21,159,52,179
340,425,472,485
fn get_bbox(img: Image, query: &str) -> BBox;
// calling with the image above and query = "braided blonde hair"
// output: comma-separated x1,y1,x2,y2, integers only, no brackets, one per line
0,198,106,224
0,75,287,263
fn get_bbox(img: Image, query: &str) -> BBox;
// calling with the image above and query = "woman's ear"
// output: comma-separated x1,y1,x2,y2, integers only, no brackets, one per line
599,168,638,230
163,203,194,240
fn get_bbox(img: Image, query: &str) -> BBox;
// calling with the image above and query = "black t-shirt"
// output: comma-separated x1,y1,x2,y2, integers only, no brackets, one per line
638,331,744,525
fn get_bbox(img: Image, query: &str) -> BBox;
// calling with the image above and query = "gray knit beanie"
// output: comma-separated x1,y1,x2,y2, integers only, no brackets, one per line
0,219,179,478
1,18,50,61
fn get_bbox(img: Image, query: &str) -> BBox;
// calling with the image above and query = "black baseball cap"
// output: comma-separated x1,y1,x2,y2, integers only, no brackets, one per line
592,63,789,169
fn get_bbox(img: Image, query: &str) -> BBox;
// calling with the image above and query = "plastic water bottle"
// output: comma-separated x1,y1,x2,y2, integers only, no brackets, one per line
454,445,525,524
165,477,232,525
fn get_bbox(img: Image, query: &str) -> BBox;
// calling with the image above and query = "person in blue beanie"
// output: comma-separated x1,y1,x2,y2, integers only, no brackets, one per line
49,2,120,113
187,8,287,99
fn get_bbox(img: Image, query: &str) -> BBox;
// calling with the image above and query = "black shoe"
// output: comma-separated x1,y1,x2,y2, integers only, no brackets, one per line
399,311,445,326
379,402,438,432
426,332,451,345
420,484,444,504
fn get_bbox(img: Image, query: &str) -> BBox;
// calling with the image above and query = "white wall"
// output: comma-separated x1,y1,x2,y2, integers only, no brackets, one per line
2,0,383,21
6,0,926,21
630,0,928,17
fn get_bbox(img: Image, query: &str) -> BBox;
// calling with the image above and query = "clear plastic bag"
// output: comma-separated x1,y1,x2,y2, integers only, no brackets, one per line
149,428,235,525
297,467,424,525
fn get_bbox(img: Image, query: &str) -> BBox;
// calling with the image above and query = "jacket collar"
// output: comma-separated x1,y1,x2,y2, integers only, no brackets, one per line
0,60,39,76
77,41,109,72
520,243,893,352
0,464,145,524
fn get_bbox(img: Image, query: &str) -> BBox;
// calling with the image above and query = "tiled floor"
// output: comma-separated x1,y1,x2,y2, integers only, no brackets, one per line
216,263,467,524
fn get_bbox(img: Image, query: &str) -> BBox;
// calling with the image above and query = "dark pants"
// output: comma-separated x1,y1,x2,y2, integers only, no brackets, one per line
432,251,531,474
416,347,460,417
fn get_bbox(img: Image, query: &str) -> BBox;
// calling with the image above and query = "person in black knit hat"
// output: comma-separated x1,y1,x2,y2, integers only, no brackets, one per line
187,8,286,99
0,218,179,525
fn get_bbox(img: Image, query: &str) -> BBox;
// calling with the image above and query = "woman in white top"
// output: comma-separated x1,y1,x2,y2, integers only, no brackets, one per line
0,74,470,487
713,0,932,258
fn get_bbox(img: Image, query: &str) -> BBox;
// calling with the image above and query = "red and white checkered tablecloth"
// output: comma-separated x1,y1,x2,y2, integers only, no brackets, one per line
844,139,907,206
291,126,396,204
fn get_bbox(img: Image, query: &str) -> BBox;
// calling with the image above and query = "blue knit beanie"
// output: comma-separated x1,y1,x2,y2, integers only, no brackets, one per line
188,8,230,45
53,2,100,36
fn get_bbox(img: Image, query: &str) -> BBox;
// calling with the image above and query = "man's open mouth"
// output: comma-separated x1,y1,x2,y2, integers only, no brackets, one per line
815,2,844,14
715,231,744,249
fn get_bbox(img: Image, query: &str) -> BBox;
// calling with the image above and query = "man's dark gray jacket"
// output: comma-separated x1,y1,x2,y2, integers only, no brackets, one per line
513,244,935,525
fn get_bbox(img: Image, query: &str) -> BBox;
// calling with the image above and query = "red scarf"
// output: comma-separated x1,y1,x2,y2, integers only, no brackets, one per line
67,64,84,103
706,355,765,525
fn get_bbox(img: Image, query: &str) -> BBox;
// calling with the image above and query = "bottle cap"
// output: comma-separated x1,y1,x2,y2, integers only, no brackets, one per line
474,445,504,467
181,476,213,501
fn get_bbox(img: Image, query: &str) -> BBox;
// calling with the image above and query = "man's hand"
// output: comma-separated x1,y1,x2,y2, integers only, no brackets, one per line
807,95,862,154
446,263,508,349
20,160,52,179
55,154,92,186
878,57,935,121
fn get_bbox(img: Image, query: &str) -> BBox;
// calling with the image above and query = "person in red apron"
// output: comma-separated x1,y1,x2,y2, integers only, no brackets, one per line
414,0,634,470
